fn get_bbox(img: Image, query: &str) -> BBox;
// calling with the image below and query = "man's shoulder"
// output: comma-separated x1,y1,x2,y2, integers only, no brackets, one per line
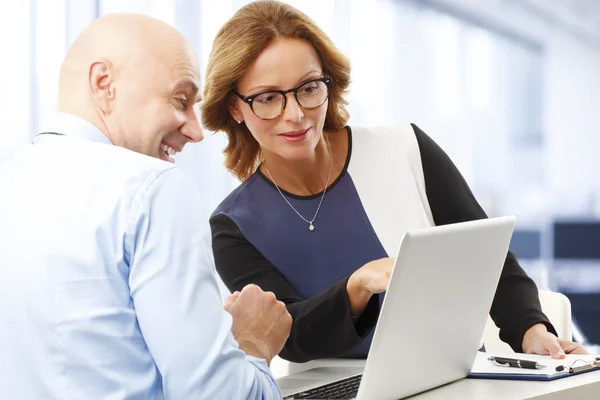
105,144,176,173
36,134,178,179
46,139,186,206
101,147,191,209
78,142,181,184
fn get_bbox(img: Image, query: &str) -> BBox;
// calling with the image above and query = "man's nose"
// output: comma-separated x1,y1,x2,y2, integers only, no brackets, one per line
183,110,204,143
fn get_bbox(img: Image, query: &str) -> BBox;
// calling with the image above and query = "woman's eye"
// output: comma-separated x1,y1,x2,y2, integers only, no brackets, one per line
178,98,187,108
255,94,277,104
300,83,320,94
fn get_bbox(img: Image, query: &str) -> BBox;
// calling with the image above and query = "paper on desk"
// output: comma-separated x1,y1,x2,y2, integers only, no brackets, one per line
471,352,599,377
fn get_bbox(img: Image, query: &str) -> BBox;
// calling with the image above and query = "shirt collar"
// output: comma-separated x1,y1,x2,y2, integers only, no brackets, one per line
37,112,114,146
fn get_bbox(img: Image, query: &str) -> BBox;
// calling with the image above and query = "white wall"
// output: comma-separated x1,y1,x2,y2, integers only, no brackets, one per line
0,1,31,147
427,0,600,217
543,32,600,214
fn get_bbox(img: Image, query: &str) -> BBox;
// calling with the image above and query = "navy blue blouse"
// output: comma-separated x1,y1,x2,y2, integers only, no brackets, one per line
211,124,555,362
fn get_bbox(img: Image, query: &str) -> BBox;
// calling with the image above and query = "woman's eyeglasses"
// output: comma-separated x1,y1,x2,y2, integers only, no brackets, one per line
233,77,332,120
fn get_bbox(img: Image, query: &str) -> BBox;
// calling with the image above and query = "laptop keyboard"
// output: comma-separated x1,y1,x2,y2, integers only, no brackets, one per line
283,374,362,399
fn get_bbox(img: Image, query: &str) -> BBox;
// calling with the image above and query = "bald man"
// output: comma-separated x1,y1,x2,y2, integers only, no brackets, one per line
0,13,290,400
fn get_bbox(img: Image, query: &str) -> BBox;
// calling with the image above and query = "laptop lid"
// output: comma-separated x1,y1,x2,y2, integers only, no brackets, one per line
356,216,516,400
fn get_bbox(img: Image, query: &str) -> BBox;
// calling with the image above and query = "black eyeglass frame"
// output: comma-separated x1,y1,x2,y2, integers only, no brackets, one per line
232,76,332,120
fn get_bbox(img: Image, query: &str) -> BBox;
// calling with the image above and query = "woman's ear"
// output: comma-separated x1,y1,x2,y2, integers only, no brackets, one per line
227,100,244,124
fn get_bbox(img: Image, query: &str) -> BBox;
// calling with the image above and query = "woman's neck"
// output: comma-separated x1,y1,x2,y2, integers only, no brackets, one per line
261,133,333,196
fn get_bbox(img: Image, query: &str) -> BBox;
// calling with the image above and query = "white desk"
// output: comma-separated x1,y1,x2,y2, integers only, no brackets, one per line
274,358,600,399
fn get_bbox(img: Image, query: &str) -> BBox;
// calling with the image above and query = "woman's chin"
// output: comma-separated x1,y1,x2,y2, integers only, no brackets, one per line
278,147,316,161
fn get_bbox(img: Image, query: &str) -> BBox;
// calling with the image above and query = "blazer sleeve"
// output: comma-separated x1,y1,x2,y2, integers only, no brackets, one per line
210,213,380,363
411,123,557,352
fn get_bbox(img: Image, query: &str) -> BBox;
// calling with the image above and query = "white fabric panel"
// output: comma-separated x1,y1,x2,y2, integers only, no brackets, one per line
347,125,435,257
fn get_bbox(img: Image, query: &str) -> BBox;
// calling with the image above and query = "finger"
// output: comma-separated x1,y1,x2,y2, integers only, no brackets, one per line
544,336,566,359
376,259,393,274
241,283,261,293
228,291,241,300
264,291,277,302
223,298,234,313
568,346,590,355
365,282,387,295
223,292,240,312
375,276,391,293
558,340,589,355
558,339,580,353
239,284,262,301
276,301,290,318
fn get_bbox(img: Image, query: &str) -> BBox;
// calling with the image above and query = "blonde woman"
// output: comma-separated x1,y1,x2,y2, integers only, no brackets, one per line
203,0,587,363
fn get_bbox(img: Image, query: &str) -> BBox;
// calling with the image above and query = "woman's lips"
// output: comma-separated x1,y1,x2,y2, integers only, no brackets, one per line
279,127,310,142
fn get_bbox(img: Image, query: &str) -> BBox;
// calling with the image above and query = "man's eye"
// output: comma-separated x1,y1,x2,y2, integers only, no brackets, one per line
178,98,187,108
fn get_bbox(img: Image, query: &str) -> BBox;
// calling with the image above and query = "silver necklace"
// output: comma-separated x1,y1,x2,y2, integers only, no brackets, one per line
265,134,333,232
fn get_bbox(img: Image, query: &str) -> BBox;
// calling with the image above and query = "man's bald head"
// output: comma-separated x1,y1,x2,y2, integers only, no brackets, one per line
58,13,203,161
59,14,185,110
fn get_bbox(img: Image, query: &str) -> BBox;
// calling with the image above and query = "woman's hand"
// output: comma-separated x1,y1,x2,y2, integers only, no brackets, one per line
346,257,395,316
522,323,588,359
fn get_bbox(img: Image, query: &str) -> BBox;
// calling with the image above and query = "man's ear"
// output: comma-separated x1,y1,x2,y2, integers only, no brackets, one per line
227,99,244,124
89,60,115,113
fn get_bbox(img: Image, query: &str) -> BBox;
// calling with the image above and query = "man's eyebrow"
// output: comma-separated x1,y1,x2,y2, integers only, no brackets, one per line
173,79,202,102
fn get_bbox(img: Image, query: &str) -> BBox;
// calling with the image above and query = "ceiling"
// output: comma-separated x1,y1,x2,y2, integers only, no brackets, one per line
417,0,600,49
511,0,600,47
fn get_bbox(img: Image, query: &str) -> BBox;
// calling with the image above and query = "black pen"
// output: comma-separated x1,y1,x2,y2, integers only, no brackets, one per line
488,356,546,370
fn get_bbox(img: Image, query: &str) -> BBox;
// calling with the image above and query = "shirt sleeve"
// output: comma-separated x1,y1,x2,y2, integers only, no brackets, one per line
210,213,380,363
124,167,281,399
411,123,557,352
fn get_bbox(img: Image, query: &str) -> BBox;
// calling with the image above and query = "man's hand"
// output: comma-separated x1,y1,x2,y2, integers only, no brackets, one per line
521,323,589,359
224,284,292,365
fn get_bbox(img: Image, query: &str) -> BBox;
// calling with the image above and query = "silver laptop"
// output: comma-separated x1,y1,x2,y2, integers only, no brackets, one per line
280,216,516,400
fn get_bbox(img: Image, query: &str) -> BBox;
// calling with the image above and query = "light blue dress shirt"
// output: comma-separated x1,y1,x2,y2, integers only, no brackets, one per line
0,113,282,399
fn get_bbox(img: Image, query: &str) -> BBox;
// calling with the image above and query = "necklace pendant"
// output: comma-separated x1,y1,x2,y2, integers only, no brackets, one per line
309,222,315,231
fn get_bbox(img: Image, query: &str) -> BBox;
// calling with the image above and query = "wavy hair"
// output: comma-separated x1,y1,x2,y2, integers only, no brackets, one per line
201,0,351,181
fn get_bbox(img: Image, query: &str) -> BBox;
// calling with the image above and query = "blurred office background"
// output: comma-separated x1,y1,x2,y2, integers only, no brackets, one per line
1,0,599,347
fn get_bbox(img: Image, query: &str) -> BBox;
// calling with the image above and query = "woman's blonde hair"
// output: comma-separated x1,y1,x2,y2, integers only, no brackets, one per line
201,0,351,181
